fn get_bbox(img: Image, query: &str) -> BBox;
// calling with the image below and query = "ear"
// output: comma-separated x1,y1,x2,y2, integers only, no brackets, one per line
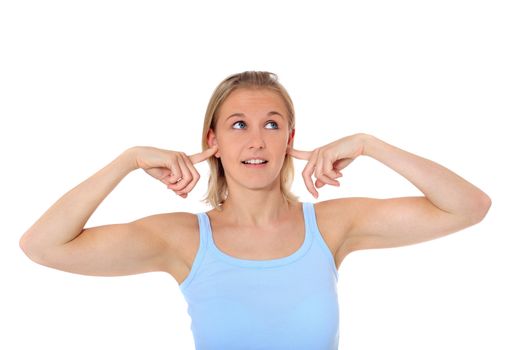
287,128,295,147
207,129,221,158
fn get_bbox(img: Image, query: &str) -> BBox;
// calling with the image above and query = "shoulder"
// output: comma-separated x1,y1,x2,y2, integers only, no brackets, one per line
313,198,358,235
134,211,201,267
143,211,199,244
134,211,198,236
311,199,361,266
314,197,384,243
313,198,360,231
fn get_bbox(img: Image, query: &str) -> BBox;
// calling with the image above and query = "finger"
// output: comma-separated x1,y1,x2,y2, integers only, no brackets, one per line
319,165,341,187
167,165,183,185
302,149,319,198
323,157,340,180
152,168,175,185
313,155,339,187
190,145,218,164
287,147,312,160
168,157,192,190
315,179,326,188
334,158,354,172
314,153,324,180
317,173,340,187
179,154,201,194
311,150,339,187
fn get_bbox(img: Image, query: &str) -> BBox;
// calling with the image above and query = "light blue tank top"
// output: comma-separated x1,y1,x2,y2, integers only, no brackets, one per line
180,202,340,350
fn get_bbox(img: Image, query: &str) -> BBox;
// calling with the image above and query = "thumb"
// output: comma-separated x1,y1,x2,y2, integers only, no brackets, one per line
189,145,218,164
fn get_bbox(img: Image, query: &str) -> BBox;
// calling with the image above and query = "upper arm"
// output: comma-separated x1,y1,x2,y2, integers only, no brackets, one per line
37,212,196,277
323,196,481,254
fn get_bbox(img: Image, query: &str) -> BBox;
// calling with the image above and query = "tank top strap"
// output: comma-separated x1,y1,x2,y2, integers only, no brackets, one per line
179,213,210,291
196,212,211,247
302,202,339,280
302,202,318,231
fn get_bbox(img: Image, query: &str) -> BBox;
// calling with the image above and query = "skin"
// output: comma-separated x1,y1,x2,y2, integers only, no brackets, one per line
206,88,298,227
20,87,492,282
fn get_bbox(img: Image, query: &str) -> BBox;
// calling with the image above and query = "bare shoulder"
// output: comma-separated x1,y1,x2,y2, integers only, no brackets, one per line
314,198,359,233
136,211,200,282
141,211,199,242
313,198,360,268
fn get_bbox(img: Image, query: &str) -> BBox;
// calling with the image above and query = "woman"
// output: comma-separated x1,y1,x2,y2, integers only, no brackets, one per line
20,71,491,349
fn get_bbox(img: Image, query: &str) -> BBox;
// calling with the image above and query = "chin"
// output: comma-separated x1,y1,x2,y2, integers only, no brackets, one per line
226,174,281,192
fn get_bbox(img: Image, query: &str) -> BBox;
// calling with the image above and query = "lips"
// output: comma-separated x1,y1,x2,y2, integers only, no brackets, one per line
241,157,268,164
241,158,268,165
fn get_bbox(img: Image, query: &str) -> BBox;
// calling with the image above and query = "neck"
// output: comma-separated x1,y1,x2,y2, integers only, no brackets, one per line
219,187,294,227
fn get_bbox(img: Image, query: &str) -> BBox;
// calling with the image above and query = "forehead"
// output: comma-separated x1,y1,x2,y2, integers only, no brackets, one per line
218,88,287,118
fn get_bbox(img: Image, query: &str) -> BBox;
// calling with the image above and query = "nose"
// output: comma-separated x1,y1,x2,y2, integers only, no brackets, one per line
248,128,266,149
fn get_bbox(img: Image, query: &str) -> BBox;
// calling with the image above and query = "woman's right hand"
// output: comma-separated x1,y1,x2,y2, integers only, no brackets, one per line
131,145,218,198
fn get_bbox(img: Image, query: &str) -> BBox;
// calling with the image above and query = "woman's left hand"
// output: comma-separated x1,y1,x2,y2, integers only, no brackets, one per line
288,133,368,198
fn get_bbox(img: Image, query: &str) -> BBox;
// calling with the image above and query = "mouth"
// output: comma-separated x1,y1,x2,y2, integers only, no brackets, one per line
241,159,269,165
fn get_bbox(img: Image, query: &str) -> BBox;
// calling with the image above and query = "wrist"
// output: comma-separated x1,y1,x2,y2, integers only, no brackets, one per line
119,147,141,173
357,133,376,157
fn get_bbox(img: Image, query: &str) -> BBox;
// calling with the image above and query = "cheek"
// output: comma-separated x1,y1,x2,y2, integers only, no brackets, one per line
276,135,290,152
215,140,236,162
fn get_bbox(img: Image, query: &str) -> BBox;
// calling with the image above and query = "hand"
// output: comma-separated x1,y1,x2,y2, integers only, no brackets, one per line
288,134,367,198
132,145,218,198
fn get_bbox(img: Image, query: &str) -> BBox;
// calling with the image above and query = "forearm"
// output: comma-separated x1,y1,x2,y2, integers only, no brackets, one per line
361,134,491,222
20,148,139,257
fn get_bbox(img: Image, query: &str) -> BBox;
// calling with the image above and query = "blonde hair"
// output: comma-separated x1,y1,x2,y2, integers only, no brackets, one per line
201,71,298,209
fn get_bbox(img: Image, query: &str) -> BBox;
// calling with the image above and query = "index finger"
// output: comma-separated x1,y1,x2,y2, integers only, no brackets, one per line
287,147,312,160
189,145,218,164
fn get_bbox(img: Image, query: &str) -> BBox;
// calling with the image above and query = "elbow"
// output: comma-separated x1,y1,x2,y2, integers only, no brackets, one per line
468,192,492,225
19,231,46,265
19,232,31,257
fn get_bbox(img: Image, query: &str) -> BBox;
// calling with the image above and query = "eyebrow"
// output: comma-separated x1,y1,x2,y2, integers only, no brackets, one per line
226,111,285,121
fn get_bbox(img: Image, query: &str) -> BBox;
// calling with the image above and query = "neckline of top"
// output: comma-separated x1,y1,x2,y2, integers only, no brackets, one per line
201,202,314,268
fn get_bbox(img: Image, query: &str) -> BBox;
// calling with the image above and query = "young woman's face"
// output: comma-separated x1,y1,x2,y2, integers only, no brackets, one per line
208,88,294,192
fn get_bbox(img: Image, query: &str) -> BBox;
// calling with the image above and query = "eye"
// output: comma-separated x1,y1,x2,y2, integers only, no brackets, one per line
232,120,279,129
233,120,246,129
265,121,279,129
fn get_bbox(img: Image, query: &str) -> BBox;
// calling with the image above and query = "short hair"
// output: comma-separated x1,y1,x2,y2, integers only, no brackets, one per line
201,71,298,209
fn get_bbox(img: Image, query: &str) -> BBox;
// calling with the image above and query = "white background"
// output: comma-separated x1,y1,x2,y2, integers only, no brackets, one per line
1,1,524,349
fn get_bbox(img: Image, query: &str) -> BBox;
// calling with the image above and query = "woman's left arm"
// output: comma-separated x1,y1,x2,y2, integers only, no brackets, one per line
289,133,492,251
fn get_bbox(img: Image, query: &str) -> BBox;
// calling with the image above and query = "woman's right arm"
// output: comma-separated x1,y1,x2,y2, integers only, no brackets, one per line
19,146,216,276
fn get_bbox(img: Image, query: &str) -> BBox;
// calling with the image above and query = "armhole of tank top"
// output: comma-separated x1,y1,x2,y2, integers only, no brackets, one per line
179,213,208,292
305,202,339,281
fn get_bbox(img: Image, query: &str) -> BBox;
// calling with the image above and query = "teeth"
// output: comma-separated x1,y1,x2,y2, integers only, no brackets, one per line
243,159,267,164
